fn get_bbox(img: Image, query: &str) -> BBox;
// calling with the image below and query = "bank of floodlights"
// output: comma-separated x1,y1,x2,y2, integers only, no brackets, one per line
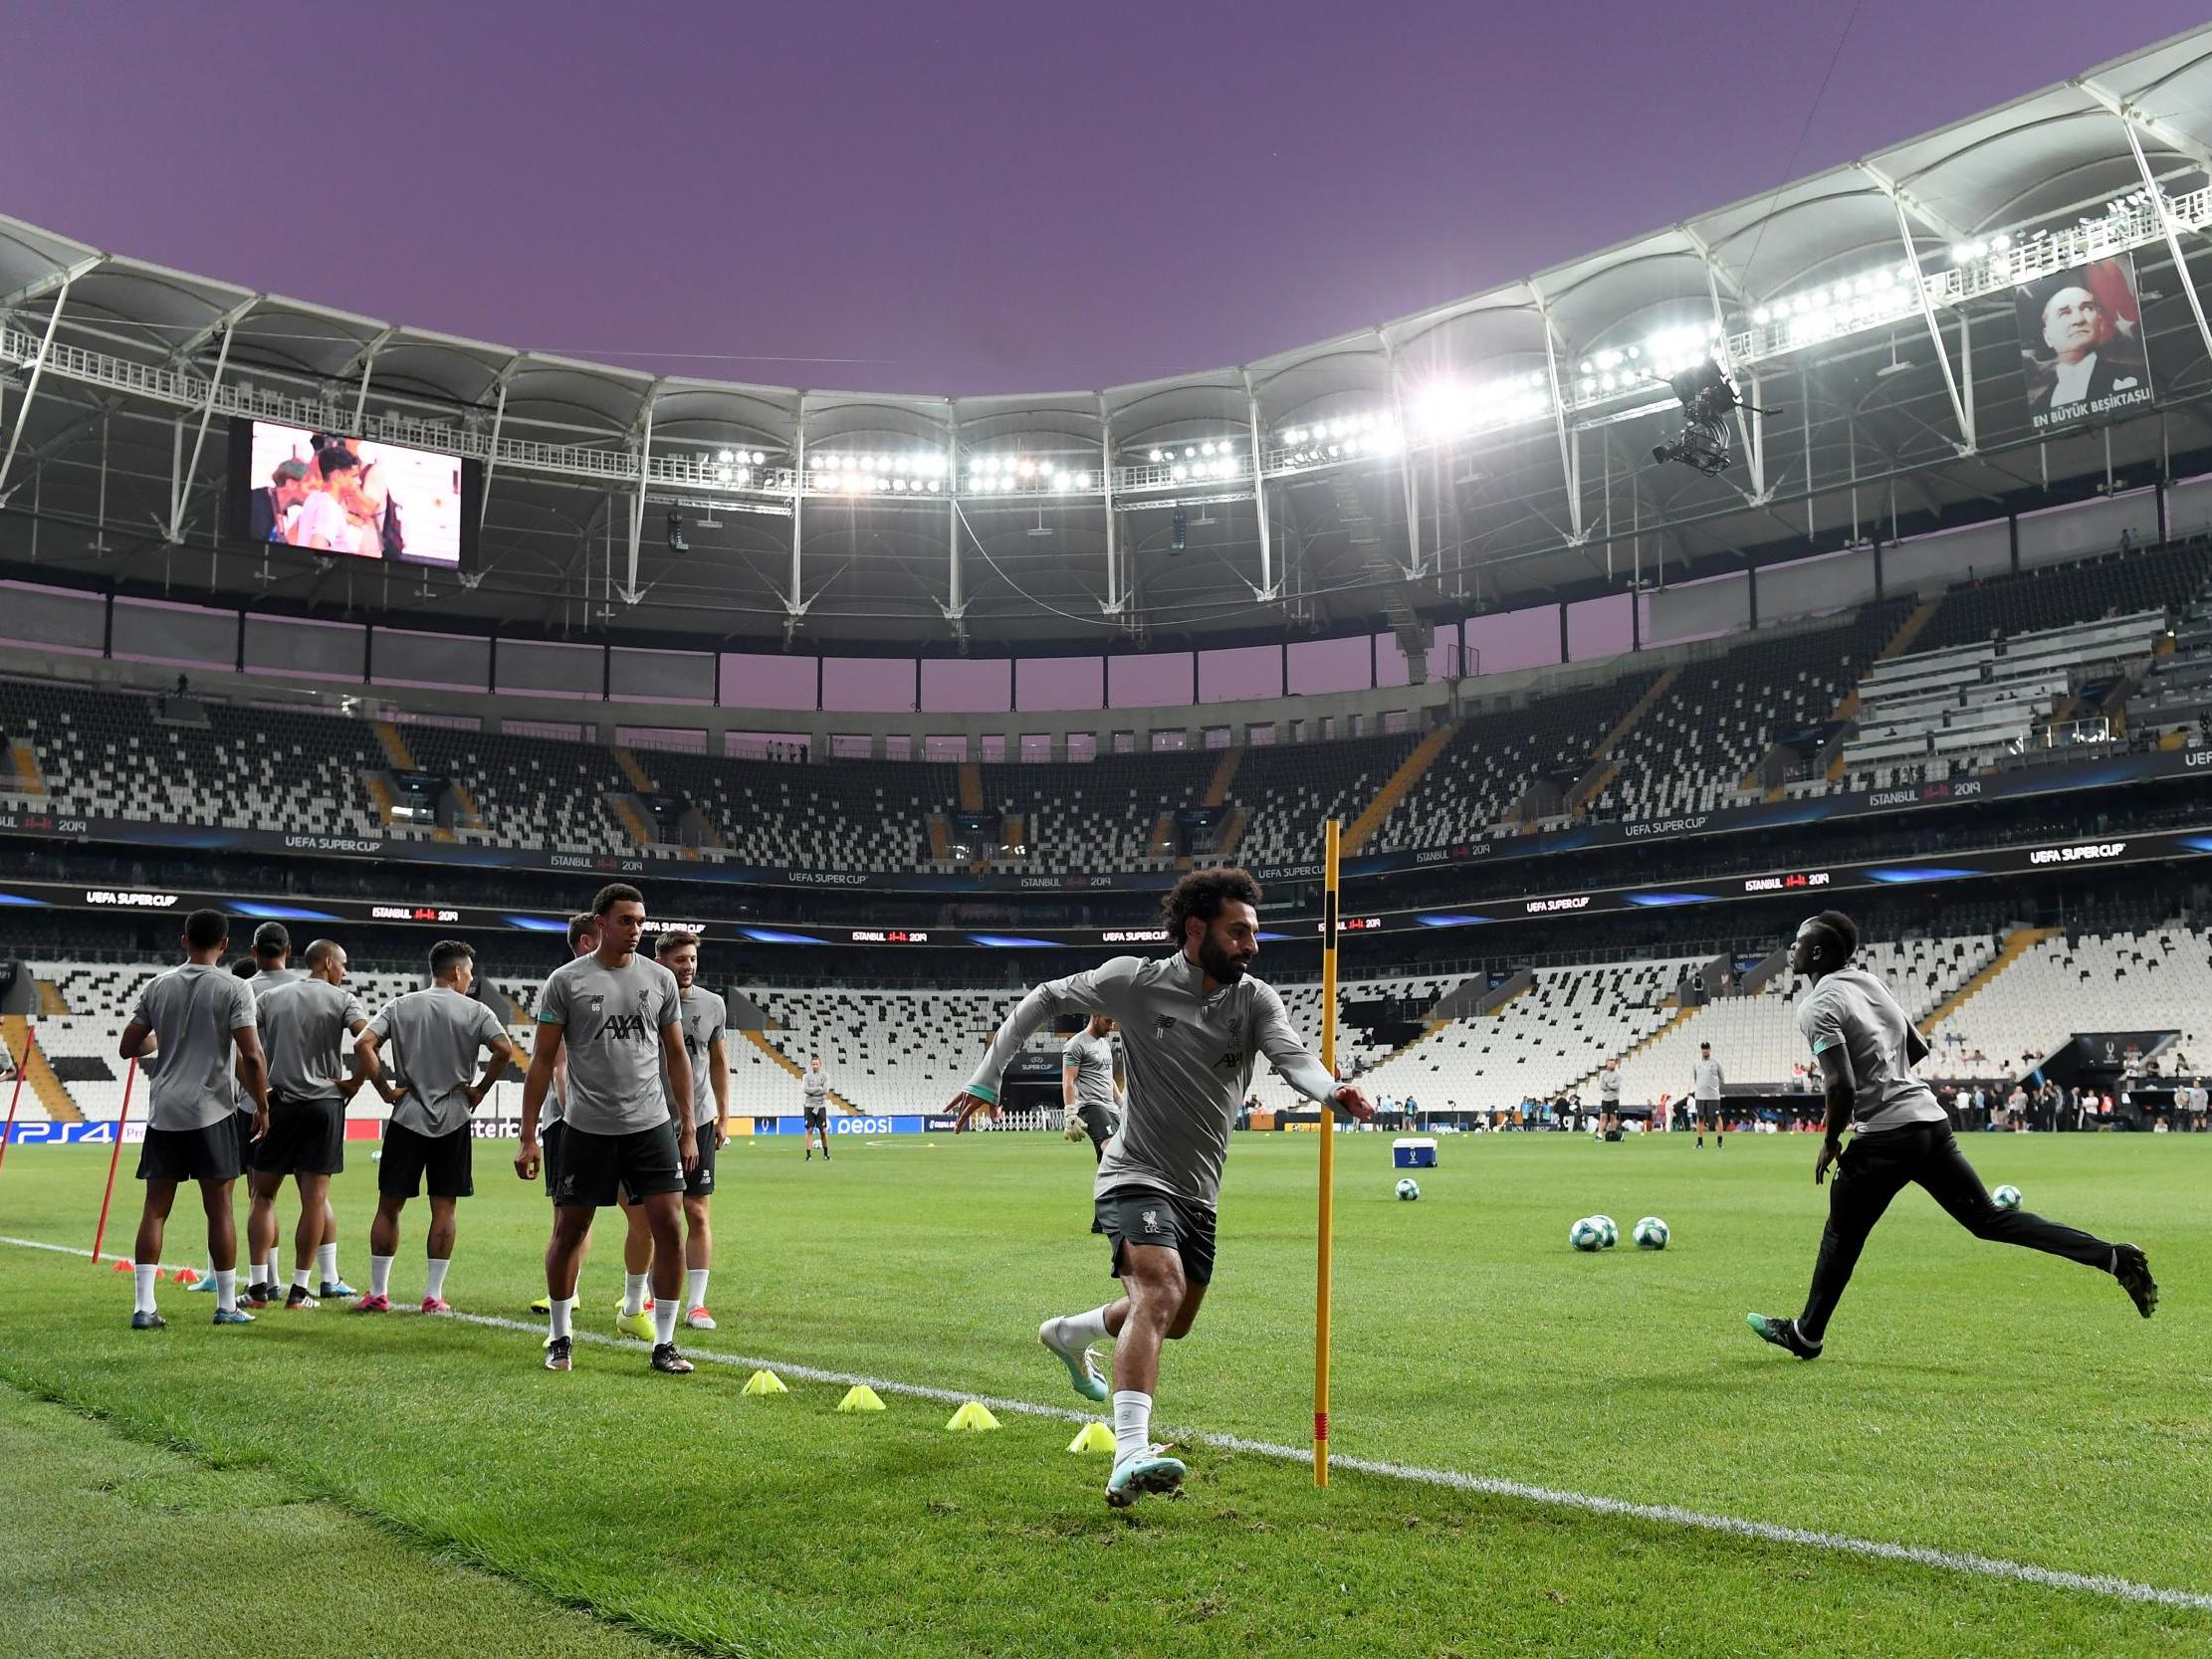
809,452,947,495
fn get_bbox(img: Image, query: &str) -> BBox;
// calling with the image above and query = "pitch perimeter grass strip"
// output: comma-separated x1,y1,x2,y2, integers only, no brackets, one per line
8,1232,2208,1615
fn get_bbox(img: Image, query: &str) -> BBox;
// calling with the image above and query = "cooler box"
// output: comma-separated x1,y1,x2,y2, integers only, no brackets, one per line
1392,1137,1437,1169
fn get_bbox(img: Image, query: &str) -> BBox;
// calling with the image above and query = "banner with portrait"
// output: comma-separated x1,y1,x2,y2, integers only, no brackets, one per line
2016,254,2154,432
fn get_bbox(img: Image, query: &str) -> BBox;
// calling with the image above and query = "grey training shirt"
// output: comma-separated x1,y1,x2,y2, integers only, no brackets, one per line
801,1069,829,1110
1598,1069,1622,1104
1691,1057,1724,1100
966,952,1338,1211
1062,1030,1119,1113
537,953,682,1136
133,963,259,1133
1795,966,1947,1135
255,976,367,1102
367,987,508,1138
662,984,728,1125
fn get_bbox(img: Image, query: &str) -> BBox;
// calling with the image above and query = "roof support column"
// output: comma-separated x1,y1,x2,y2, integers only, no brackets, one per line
622,385,659,605
0,271,74,507
1098,394,1121,615
1380,334,1422,578
1241,370,1276,600
168,313,239,543
944,406,967,644
348,326,398,429
2115,113,2212,369
786,395,807,628
1890,196,1975,454
478,377,511,534
1532,298,1584,541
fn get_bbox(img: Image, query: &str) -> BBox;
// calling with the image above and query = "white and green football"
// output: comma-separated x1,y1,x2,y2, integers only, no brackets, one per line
1395,1176,1421,1201
1992,1183,2022,1211
1569,1216,1606,1252
1592,1214,1619,1249
1633,1215,1669,1250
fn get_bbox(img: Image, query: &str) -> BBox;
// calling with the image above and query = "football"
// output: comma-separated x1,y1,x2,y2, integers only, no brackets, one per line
1633,1215,1669,1249
1592,1213,1619,1248
1395,1176,1421,1201
1569,1216,1606,1252
1992,1183,2022,1211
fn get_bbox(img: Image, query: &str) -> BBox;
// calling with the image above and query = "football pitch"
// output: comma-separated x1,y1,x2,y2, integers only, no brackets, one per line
0,1131,2204,1658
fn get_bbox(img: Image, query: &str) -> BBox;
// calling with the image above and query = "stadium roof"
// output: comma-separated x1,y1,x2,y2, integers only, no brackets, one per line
3,27,2211,656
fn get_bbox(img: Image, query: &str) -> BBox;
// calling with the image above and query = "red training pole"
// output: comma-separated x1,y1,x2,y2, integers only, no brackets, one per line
0,1021,33,1182
90,1056,139,1266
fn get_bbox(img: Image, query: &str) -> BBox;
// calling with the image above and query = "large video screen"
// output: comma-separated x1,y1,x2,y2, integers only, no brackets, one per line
230,421,469,567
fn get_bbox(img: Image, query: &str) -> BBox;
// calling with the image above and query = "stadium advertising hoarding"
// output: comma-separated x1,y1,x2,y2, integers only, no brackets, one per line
5,827,2211,949
0,745,2201,896
2014,255,2155,434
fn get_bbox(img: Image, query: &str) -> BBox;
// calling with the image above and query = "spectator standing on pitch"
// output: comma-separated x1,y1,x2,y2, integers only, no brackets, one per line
1598,1060,1623,1141
352,940,514,1314
950,867,1373,1509
519,884,696,1374
116,908,270,1329
1692,1041,1725,1148
245,939,369,1310
654,929,730,1331
1747,911,2156,1360
800,1054,832,1160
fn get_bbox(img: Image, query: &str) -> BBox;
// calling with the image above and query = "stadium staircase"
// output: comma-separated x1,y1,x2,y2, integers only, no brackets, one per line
3,1016,83,1123
610,795,656,850
7,738,44,796
1202,745,1243,808
363,772,396,827
1566,667,1681,816
957,762,985,812
448,781,486,838
372,721,419,770
1915,926,2058,1036
613,747,654,793
1342,725,1454,853
37,981,68,1016
1573,1004,1699,1097
739,1030,862,1114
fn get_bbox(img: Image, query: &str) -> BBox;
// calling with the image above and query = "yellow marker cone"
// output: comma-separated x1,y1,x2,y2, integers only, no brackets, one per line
837,1385,887,1413
1066,1421,1116,1454
741,1369,789,1395
944,1400,999,1432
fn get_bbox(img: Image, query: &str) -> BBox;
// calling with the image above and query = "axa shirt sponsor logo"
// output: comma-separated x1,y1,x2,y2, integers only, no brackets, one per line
2029,841,2127,866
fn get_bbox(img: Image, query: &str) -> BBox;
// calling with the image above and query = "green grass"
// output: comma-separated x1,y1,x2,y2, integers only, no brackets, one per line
0,1131,2206,1657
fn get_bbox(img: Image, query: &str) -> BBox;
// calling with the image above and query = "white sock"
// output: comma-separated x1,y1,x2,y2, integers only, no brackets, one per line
550,1296,574,1340
369,1255,394,1299
424,1258,451,1301
264,1253,281,1289
1111,1389,1153,1463
292,1267,313,1292
652,1295,680,1345
214,1268,238,1314
132,1264,158,1315
622,1272,649,1317
317,1243,338,1285
1054,1306,1113,1348
685,1267,709,1309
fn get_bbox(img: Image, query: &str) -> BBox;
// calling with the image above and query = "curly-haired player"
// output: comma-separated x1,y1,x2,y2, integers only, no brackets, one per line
950,866,1373,1507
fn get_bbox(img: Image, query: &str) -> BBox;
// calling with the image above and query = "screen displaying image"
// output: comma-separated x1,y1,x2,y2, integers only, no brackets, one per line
2015,254,2155,433
239,421,465,566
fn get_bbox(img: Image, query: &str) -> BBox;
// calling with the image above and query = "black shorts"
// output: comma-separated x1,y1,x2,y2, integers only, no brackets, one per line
553,1120,683,1208
249,1093,344,1176
1096,1184,1217,1286
137,1119,244,1183
685,1125,720,1198
378,1122,474,1200
803,1106,828,1130
541,1120,565,1198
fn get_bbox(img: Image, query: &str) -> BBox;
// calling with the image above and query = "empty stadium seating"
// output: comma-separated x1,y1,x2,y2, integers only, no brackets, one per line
1922,927,2212,1080
1610,935,2000,1104
1235,730,1424,867
399,725,631,854
1907,539,2212,656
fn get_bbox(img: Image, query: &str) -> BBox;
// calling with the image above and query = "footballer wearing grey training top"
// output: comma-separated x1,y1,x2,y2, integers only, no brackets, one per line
952,866,1373,1510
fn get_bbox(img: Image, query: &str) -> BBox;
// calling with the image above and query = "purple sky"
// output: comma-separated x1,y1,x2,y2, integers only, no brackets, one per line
5,3,2202,397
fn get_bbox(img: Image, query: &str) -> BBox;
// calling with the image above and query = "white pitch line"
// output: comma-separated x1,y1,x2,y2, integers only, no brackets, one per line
6,1232,2208,1614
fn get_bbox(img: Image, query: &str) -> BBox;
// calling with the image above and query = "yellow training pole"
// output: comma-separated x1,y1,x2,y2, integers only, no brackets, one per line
1314,816,1341,1486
